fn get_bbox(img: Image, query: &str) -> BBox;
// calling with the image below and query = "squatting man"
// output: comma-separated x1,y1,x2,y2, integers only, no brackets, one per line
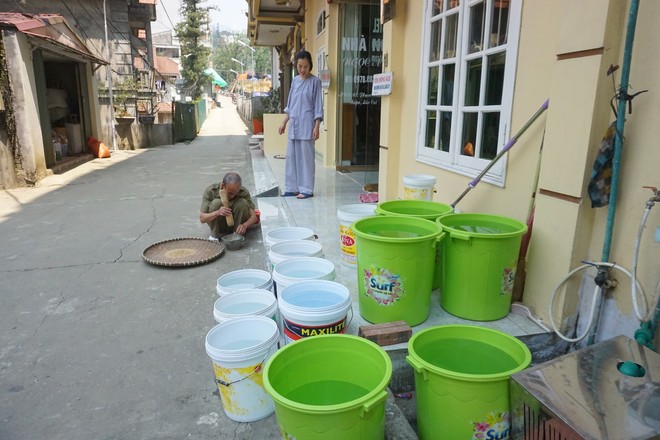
199,172,259,240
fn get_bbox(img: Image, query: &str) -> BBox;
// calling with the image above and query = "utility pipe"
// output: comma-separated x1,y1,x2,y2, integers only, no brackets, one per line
103,0,117,150
589,0,640,346
601,0,640,262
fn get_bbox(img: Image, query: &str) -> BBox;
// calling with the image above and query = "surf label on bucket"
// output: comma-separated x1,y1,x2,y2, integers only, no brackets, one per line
471,411,510,440
363,265,403,305
501,267,516,295
283,317,347,342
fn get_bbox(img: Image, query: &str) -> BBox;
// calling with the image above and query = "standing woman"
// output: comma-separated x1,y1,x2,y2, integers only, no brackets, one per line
278,50,323,199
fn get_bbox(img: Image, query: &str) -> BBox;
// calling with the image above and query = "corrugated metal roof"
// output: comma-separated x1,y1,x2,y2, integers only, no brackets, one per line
0,12,106,65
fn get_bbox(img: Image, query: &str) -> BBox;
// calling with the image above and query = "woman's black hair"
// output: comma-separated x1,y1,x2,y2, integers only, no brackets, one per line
295,50,313,72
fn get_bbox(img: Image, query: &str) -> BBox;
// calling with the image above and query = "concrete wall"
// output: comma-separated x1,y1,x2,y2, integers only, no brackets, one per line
4,31,49,185
263,113,287,157
113,123,173,150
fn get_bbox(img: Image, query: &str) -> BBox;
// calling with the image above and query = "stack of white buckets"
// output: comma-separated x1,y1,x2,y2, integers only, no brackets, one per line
204,226,355,423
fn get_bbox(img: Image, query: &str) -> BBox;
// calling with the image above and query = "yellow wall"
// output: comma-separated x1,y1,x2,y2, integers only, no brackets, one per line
299,0,659,337
378,0,660,337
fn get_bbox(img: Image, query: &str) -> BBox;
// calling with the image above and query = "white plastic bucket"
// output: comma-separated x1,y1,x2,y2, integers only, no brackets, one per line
278,280,352,344
268,240,324,269
403,174,437,201
264,227,315,248
205,316,280,422
216,269,273,296
272,257,336,294
213,289,278,324
337,204,377,267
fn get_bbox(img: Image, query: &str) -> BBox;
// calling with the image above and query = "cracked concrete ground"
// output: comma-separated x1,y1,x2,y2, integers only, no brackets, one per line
0,98,286,439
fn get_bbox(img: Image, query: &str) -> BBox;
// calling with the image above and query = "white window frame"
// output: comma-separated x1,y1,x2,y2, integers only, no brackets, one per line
416,0,522,186
316,46,328,72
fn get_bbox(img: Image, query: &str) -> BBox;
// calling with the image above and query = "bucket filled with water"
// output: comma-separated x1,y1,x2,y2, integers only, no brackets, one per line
216,269,273,296
272,257,336,295
268,240,324,269
213,289,278,324
406,325,531,440
376,199,453,288
352,216,444,326
278,280,352,344
264,334,392,439
337,203,377,267
205,316,280,422
265,227,316,248
436,213,527,321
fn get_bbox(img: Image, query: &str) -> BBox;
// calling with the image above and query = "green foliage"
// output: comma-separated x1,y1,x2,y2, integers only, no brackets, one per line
113,77,139,116
262,87,281,114
210,28,272,81
176,0,212,101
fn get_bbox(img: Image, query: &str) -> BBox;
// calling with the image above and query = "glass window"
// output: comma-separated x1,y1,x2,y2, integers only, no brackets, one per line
317,10,327,36
417,0,520,183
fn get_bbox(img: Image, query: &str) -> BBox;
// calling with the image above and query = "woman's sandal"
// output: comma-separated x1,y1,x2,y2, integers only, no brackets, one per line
296,193,314,199
280,192,299,197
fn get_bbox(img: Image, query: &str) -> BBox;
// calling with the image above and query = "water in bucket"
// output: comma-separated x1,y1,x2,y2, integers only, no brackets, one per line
216,269,273,296
278,280,351,344
264,334,392,439
352,216,444,326
406,325,531,440
213,289,278,324
265,227,315,248
376,200,454,289
268,240,324,269
205,316,280,422
272,257,336,296
436,213,527,321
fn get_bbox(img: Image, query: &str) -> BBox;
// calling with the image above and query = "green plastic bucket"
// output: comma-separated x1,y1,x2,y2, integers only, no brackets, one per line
263,334,392,439
436,213,527,321
406,325,531,440
352,216,444,326
375,200,454,289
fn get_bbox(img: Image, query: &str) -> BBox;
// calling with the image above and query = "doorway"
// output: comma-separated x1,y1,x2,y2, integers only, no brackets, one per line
337,3,382,188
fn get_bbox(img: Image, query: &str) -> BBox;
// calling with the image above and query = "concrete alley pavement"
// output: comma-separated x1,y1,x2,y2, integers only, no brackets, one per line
0,100,284,439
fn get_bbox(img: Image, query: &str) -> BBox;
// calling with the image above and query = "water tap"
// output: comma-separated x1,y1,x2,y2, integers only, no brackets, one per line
582,261,618,289
643,186,659,205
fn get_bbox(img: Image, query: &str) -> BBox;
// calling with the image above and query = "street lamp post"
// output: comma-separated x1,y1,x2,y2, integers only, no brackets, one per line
231,58,245,95
237,40,255,80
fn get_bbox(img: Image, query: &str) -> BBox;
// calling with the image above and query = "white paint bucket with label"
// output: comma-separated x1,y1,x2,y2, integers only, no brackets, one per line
213,289,278,324
216,269,273,296
403,174,436,201
337,204,377,267
264,227,315,248
267,240,324,269
272,257,336,295
205,316,280,422
278,280,352,344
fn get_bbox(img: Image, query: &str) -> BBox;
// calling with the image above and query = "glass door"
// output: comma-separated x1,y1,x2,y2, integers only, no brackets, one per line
338,3,382,187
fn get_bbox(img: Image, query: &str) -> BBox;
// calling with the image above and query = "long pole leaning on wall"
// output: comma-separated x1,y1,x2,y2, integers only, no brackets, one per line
103,0,117,150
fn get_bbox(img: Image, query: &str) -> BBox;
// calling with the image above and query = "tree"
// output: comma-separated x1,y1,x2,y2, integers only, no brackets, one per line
176,0,211,101
210,28,272,83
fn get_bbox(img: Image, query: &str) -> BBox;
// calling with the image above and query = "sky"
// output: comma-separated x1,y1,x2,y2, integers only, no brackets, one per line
153,0,248,34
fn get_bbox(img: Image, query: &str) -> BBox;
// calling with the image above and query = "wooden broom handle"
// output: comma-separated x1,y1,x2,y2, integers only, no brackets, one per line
219,189,234,227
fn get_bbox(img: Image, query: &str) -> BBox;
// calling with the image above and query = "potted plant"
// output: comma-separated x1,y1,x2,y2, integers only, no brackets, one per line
113,78,138,125
252,88,280,134
252,105,264,134
137,99,157,125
